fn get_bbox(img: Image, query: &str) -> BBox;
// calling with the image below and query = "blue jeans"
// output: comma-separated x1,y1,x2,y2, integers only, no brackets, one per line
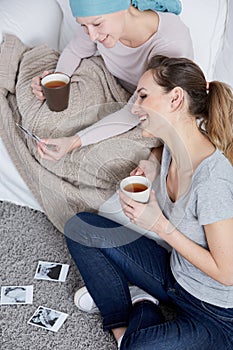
65,212,233,350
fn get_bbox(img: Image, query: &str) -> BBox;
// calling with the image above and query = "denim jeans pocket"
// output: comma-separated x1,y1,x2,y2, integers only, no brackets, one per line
201,301,233,322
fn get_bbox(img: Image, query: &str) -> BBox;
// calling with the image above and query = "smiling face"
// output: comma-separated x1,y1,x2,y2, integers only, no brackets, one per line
131,70,172,137
77,11,127,48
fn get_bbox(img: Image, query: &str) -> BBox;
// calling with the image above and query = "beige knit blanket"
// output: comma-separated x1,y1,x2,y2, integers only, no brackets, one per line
0,34,157,232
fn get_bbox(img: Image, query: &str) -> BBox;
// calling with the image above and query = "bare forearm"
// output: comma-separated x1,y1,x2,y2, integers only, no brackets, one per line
69,135,82,150
155,217,231,285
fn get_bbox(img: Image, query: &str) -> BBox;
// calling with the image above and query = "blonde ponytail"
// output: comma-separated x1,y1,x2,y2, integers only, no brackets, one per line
200,81,233,165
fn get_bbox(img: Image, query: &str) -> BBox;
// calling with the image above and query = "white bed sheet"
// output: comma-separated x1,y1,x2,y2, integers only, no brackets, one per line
0,138,42,211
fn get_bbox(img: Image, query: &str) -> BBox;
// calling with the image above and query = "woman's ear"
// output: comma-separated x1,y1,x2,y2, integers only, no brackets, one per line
170,87,184,110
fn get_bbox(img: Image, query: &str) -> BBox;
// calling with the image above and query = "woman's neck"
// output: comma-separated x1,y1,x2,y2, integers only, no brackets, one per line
120,6,159,48
161,118,215,200
164,118,213,166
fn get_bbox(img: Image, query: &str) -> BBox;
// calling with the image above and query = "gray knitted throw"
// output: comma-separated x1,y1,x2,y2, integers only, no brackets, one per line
0,34,157,232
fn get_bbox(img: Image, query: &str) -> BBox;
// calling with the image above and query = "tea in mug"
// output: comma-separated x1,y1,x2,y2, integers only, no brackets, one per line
45,81,67,88
124,183,148,193
41,73,71,111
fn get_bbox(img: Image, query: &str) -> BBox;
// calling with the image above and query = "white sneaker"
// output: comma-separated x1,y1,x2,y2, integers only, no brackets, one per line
130,285,159,306
74,285,159,313
74,286,99,313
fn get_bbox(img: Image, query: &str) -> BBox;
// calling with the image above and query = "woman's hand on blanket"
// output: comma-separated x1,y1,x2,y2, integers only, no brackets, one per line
130,160,158,183
119,189,167,234
31,70,51,101
37,135,81,161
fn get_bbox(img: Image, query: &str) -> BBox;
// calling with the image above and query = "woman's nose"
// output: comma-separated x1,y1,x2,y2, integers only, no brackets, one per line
88,26,98,41
131,102,140,115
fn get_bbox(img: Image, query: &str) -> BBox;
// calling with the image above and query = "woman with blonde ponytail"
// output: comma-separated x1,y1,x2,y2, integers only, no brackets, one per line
64,56,233,349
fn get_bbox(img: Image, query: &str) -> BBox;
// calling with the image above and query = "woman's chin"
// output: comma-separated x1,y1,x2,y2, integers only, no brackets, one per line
101,36,116,48
142,129,156,138
140,120,156,138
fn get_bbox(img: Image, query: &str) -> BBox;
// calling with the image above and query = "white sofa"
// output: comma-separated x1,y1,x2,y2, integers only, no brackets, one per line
0,0,232,232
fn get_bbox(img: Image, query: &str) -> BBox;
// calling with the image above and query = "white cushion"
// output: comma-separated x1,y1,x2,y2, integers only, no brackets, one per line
181,0,228,79
56,0,78,50
0,0,63,49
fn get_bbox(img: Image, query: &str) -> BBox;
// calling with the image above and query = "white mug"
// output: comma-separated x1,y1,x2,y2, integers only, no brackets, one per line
120,175,151,203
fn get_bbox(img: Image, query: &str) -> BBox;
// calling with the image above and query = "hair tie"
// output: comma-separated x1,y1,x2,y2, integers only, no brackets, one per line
206,81,210,94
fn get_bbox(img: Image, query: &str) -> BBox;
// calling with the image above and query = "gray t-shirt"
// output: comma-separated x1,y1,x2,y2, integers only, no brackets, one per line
153,145,233,307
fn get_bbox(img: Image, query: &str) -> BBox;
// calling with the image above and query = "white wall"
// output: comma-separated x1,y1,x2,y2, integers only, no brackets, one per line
214,0,233,88
180,0,228,80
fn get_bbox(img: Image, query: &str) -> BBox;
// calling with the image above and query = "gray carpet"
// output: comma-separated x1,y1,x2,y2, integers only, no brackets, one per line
0,201,176,350
0,201,115,350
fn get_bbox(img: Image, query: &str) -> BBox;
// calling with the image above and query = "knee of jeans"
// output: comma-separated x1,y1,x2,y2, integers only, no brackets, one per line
64,212,128,248
120,337,136,350
64,212,90,241
65,212,96,231
64,211,108,247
